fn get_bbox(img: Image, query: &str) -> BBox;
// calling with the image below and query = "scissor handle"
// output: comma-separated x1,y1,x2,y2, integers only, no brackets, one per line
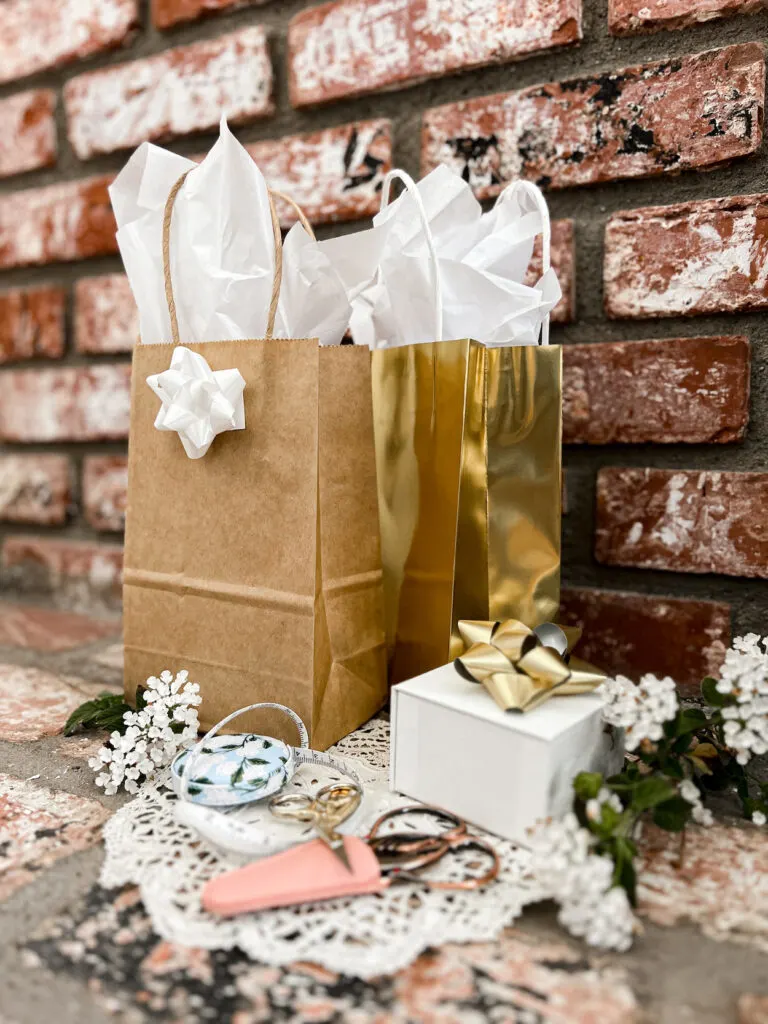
368,805,467,843
268,792,315,822
314,784,362,820
392,835,500,891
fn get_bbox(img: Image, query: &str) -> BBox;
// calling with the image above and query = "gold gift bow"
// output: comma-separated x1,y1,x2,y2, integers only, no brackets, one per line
454,619,606,713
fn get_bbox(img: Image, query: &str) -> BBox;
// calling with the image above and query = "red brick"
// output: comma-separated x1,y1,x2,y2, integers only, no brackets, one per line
610,0,768,36
422,44,764,196
0,366,130,443
0,0,138,86
65,28,273,160
0,455,70,525
596,468,768,578
560,586,729,696
153,0,268,29
84,456,128,532
0,286,65,363
0,603,117,652
75,275,137,354
0,176,116,270
288,0,582,108
604,193,768,319
248,120,392,227
526,220,575,324
563,336,750,444
0,90,57,179
1,536,123,614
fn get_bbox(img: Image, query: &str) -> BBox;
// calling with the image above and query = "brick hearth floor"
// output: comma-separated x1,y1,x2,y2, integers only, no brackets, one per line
0,598,766,1023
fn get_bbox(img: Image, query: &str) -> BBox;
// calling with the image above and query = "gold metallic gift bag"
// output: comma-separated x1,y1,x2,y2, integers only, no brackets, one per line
370,178,562,685
123,175,387,748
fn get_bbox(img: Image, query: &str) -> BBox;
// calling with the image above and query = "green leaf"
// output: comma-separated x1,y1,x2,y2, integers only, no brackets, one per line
676,708,708,736
231,760,246,785
135,686,148,711
187,785,202,796
631,777,676,812
573,772,604,801
246,758,269,766
652,796,692,832
63,693,131,736
701,677,733,708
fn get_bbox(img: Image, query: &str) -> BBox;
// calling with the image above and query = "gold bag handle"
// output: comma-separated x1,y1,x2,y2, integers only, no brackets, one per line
162,171,316,346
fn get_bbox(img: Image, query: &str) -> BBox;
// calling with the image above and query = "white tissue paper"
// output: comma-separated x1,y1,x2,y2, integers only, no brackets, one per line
319,165,561,350
109,118,351,346
147,346,245,460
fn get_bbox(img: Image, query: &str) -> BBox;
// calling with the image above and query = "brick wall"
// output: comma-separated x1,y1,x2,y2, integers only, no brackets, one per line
0,0,766,692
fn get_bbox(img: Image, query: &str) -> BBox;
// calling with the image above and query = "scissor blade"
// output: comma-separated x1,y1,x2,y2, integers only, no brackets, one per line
316,826,353,873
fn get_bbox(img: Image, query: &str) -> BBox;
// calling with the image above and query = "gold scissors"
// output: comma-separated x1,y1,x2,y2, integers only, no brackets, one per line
268,783,362,872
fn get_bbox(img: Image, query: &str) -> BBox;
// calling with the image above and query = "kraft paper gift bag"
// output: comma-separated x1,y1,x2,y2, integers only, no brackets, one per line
116,132,387,749
327,169,562,684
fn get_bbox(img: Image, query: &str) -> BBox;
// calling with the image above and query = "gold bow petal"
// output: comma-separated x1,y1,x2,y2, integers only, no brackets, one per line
454,619,605,713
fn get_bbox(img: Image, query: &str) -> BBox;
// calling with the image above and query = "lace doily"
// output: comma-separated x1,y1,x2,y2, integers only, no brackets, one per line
101,718,544,977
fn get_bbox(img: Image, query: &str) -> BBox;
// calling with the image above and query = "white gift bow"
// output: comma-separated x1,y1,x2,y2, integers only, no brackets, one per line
147,346,245,460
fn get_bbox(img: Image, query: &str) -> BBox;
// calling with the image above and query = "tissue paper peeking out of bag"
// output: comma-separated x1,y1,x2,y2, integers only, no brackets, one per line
109,118,351,346
319,165,561,349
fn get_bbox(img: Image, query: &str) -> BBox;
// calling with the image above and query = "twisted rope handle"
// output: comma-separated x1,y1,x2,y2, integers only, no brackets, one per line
162,173,315,346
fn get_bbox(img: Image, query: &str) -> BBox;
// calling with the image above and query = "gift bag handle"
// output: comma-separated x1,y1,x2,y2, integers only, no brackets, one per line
379,169,444,342
496,179,552,347
162,172,316,346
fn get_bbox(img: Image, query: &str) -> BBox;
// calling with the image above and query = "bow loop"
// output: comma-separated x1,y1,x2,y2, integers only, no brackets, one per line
147,347,246,459
455,618,605,713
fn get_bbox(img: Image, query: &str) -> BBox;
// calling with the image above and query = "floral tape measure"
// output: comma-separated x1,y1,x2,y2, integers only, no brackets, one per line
172,702,362,856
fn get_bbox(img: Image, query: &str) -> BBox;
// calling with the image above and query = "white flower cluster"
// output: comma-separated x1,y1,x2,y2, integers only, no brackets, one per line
528,813,636,952
599,673,678,751
716,634,768,766
89,670,201,795
585,786,623,824
679,779,713,827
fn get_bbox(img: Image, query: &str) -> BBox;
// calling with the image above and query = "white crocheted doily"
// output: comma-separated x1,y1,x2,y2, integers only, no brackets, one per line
100,718,544,977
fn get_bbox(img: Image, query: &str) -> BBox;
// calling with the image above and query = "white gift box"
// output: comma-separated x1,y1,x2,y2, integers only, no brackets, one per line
390,663,624,844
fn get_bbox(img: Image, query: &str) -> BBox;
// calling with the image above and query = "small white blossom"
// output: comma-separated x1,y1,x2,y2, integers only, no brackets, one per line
90,670,201,796
598,673,678,751
528,814,637,952
714,634,768,767
752,811,767,827
679,778,713,827
586,787,623,824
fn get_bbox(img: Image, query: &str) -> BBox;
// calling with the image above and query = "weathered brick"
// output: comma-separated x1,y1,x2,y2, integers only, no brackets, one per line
422,44,764,195
75,275,137,354
604,193,768,319
0,90,57,179
563,336,750,444
0,176,116,270
0,773,109,901
610,0,768,36
596,468,768,578
288,0,582,108
0,286,65,363
84,456,128,532
527,220,575,324
560,586,729,695
638,822,768,951
248,120,392,227
0,455,70,525
65,28,274,160
0,0,138,86
0,366,130,443
0,603,117,652
153,0,268,29
1,536,123,614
